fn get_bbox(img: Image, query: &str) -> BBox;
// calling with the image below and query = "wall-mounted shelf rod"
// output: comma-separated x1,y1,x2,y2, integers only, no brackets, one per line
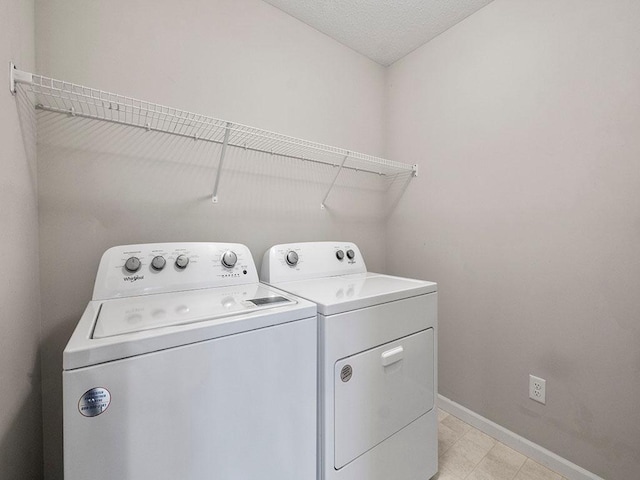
212,123,232,204
9,62,31,95
321,154,349,210
10,64,418,205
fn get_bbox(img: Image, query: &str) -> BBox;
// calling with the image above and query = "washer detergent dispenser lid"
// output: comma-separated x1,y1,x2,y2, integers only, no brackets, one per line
260,242,437,316
64,243,315,370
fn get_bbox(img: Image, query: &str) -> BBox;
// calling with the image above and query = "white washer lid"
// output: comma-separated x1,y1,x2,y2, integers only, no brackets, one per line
64,283,316,370
93,283,294,338
270,272,437,316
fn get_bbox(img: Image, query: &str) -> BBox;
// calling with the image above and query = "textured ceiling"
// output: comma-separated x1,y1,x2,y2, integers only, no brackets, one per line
262,0,495,66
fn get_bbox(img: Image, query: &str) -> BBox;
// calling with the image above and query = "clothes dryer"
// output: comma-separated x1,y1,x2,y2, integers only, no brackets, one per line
261,241,438,480
63,242,317,480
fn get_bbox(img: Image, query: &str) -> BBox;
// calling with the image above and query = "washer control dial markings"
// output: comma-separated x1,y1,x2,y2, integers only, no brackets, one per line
175,254,190,269
221,250,238,268
151,256,166,271
286,251,299,266
124,257,141,273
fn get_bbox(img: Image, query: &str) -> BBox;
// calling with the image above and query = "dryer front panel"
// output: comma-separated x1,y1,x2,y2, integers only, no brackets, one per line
333,328,434,469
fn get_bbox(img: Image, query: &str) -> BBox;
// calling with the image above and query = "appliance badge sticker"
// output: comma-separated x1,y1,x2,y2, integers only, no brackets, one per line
78,387,111,417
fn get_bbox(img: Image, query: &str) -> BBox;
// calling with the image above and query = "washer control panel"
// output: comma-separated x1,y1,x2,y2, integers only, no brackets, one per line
93,242,259,300
261,241,366,283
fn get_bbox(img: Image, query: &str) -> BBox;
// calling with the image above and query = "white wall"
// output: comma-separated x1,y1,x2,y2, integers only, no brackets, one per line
0,0,42,478
31,1,640,478
34,0,387,478
385,1,640,479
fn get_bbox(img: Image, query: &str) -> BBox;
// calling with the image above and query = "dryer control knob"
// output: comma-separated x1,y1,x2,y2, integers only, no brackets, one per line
175,255,189,269
124,257,141,273
336,250,345,260
346,249,355,260
286,251,299,266
151,256,166,271
221,250,238,268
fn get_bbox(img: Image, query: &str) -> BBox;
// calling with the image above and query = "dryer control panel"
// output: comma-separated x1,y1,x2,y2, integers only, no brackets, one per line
261,242,367,284
93,243,259,300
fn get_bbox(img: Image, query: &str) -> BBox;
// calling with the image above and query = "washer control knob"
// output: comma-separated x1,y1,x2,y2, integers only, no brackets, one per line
286,251,299,266
175,255,189,269
124,257,141,273
336,250,345,260
151,256,166,271
346,249,355,260
221,250,238,268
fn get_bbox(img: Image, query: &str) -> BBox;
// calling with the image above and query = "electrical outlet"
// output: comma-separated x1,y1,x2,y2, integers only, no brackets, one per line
529,375,546,404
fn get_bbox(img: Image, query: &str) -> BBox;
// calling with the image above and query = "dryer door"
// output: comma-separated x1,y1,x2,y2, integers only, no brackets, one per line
334,328,434,469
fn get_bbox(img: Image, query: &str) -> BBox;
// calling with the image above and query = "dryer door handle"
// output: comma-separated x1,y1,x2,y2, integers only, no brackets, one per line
381,346,404,367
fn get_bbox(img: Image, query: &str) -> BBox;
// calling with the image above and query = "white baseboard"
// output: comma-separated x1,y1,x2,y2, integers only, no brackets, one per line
437,395,603,480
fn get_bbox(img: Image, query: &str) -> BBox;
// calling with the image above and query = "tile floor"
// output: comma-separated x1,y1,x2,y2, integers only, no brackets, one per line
434,410,567,480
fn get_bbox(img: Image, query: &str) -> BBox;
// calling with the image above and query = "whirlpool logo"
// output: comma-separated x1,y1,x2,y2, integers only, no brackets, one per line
123,275,144,282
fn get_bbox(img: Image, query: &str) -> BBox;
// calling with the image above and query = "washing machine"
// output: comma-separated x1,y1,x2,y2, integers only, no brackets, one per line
63,242,317,480
261,241,438,480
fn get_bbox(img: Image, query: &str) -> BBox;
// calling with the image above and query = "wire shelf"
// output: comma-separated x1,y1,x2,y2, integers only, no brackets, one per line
11,65,417,206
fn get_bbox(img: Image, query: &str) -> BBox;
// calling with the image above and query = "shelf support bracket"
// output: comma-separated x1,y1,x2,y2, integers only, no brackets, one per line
412,164,418,177
9,62,33,95
211,122,232,203
320,153,349,210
